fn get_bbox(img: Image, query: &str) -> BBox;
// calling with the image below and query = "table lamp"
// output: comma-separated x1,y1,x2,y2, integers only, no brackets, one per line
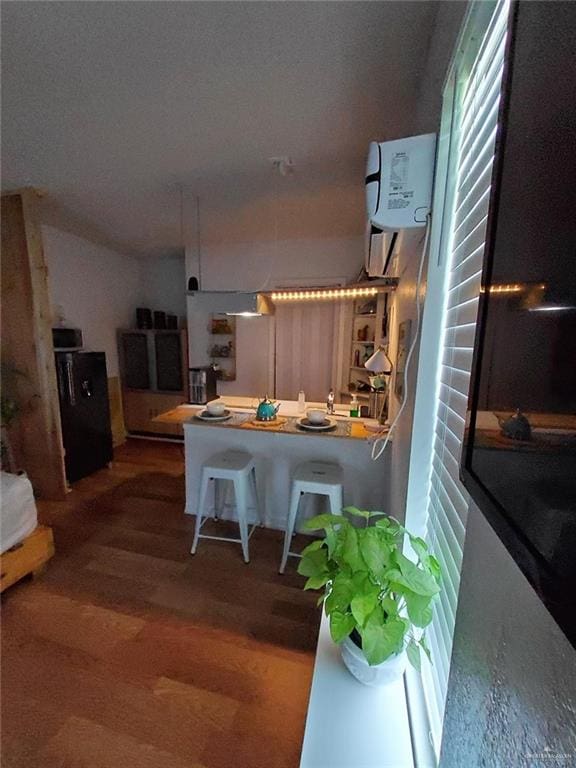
364,346,392,422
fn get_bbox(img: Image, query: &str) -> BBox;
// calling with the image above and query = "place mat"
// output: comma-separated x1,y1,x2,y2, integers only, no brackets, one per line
350,422,372,439
241,417,288,430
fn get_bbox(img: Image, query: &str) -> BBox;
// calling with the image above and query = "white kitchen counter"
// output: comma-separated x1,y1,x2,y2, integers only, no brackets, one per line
156,399,390,531
207,395,356,420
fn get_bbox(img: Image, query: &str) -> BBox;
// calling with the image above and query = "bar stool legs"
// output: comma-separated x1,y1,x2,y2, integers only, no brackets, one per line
191,452,260,563
279,462,343,574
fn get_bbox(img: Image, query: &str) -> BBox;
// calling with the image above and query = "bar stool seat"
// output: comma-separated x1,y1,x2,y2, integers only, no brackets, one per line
191,450,261,563
279,461,343,574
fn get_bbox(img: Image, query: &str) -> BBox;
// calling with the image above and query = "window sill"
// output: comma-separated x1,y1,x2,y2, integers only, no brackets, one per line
300,613,415,768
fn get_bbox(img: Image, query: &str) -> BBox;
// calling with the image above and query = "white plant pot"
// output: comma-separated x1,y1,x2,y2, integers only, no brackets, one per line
340,635,407,687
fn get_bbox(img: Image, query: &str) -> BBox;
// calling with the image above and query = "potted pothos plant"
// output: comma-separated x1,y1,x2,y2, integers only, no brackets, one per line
298,507,441,686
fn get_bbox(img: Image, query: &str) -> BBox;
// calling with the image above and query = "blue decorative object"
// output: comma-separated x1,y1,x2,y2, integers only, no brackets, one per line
256,396,280,422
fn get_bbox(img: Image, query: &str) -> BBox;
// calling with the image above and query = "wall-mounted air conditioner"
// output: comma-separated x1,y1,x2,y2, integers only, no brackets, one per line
365,133,436,276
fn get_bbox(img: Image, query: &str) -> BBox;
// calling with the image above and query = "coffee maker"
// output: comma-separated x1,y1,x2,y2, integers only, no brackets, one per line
188,366,217,404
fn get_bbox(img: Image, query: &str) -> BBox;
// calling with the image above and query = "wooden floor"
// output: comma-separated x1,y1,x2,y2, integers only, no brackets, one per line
1,439,320,768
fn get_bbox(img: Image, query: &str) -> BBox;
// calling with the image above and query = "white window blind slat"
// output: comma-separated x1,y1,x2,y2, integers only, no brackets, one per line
426,603,451,685
417,1,509,755
430,464,470,531
424,623,449,712
453,183,492,242
460,63,506,157
451,238,487,285
458,98,501,190
440,366,471,395
443,322,477,350
459,8,508,132
442,346,474,372
445,295,480,328
429,487,466,566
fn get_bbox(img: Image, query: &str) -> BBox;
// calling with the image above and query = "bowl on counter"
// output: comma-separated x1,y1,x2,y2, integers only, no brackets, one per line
206,400,226,416
306,408,328,425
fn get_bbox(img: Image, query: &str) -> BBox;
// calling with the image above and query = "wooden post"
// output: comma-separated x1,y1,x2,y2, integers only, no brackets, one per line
1,189,67,499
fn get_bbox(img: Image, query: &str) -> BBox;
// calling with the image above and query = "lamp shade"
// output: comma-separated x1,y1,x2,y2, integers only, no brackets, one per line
364,345,393,374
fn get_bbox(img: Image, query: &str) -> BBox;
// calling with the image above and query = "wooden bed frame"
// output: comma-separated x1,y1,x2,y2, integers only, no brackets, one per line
0,525,55,593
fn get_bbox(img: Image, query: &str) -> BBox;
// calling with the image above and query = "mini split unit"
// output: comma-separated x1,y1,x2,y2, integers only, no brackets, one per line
365,133,436,277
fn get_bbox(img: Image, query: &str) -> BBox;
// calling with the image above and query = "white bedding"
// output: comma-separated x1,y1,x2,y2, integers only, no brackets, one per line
1,471,38,554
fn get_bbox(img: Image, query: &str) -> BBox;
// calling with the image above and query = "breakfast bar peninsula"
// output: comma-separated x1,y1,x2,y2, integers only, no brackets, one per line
155,397,390,531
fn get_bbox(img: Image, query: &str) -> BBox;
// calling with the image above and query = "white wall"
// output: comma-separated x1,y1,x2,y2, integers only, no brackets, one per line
43,225,144,377
139,254,186,323
186,236,363,398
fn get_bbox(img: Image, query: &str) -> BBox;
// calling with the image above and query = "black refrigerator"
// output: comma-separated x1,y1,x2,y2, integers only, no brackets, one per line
55,351,113,483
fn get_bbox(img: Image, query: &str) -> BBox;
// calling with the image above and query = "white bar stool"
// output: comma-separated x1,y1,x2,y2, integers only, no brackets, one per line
279,461,343,574
191,450,261,563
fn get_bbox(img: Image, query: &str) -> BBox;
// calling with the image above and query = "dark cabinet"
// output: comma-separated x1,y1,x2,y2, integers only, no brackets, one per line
118,329,188,437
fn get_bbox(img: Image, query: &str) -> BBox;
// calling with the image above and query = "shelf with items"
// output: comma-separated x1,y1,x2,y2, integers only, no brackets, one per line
208,314,236,382
336,292,393,418
353,297,378,316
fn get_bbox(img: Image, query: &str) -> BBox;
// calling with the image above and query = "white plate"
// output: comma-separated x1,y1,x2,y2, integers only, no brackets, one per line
297,417,337,432
195,410,232,422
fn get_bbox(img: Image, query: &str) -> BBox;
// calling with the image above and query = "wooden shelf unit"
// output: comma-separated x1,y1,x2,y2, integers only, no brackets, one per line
208,314,236,381
336,292,392,405
118,328,188,439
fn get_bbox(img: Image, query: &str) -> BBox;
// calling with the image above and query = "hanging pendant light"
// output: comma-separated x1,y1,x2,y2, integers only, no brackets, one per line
185,193,274,316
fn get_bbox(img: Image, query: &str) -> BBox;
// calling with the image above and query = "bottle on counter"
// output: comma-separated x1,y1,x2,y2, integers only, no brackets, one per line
349,395,359,418
298,390,306,414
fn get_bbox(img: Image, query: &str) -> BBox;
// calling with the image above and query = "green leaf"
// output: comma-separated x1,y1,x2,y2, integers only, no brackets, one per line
350,585,380,628
406,639,421,671
303,514,347,531
426,554,442,584
297,547,328,578
392,552,440,597
300,539,324,557
325,572,354,615
360,611,406,666
343,506,370,520
368,511,387,518
374,517,391,529
361,527,390,577
341,525,366,573
408,536,429,562
329,611,355,644
304,574,330,591
419,635,432,664
381,594,399,617
404,592,434,628
325,527,337,558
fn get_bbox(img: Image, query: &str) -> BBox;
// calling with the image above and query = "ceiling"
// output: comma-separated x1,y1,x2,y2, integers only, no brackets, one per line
2,1,442,256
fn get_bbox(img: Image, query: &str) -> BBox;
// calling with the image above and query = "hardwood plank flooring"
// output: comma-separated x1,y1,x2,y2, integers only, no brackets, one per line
1,439,319,768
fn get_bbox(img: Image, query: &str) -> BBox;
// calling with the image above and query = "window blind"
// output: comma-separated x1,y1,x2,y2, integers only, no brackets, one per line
420,0,510,754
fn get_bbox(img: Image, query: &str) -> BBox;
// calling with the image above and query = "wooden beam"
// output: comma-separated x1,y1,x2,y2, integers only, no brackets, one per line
1,189,67,499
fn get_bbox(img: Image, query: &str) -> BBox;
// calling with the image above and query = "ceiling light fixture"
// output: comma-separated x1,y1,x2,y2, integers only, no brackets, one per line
185,193,274,316
269,285,394,302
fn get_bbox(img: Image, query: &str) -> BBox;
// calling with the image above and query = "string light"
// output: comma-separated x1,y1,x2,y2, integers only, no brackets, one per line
487,283,523,294
481,283,547,295
269,286,381,302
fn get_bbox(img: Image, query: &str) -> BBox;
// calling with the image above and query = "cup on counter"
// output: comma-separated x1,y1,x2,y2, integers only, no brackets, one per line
206,400,226,416
306,408,328,425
